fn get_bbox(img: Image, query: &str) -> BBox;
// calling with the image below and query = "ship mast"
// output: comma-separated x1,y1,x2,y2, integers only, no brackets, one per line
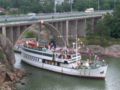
75,20,78,61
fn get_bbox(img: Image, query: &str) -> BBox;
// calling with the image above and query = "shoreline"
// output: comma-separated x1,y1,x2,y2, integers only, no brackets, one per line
0,67,26,90
86,45,120,58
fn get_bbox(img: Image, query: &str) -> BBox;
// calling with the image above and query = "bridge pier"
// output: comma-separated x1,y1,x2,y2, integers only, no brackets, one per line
16,26,21,40
0,25,30,45
77,19,87,37
0,27,2,34
6,27,13,43
2,26,6,37
69,20,75,39
13,26,20,44
59,21,63,35
91,18,95,32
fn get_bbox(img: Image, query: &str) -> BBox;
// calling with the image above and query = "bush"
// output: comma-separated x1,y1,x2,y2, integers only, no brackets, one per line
85,36,110,47
24,31,37,39
109,38,120,45
67,37,120,48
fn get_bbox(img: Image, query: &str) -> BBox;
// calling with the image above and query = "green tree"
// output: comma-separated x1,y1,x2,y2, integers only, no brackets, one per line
56,4,63,12
41,0,54,13
73,0,89,11
0,0,119,14
106,5,120,38
62,1,71,12
0,0,11,9
96,4,120,39
24,31,37,38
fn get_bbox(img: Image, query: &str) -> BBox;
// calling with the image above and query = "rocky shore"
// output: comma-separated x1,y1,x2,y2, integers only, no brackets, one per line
86,45,120,58
0,67,26,90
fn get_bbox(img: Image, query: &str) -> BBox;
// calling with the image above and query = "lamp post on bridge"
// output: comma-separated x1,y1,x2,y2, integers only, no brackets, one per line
88,0,90,8
70,0,73,12
54,0,57,13
98,0,100,11
114,0,116,9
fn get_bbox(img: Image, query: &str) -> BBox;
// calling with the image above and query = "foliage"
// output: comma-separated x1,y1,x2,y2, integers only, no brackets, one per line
0,0,119,14
86,4,120,46
95,14,111,38
24,31,37,39
86,36,110,47
95,4,120,39
110,5,120,38
73,0,90,11
86,19,94,36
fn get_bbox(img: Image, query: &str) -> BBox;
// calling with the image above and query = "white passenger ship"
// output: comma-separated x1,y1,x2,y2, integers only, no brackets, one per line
21,39,108,79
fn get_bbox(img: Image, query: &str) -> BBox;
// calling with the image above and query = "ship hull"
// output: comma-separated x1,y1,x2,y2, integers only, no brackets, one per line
21,48,108,79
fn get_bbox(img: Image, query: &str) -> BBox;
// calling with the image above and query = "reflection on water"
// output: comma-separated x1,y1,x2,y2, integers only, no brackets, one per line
14,53,120,90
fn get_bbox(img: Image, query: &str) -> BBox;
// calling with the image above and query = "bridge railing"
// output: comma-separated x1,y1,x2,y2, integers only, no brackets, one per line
0,10,113,23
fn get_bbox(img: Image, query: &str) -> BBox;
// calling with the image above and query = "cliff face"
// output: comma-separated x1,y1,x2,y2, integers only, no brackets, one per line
0,34,15,71
0,34,25,90
0,34,15,89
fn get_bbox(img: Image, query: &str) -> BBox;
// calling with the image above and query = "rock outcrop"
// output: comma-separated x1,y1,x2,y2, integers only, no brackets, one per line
87,45,105,55
104,45,120,58
85,45,120,58
0,34,25,90
0,35,15,71
0,66,26,90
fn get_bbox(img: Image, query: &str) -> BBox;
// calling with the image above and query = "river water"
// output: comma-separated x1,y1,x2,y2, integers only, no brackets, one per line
14,53,120,90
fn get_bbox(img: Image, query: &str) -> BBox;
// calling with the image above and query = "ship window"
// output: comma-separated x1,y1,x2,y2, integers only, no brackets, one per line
25,54,39,62
43,53,53,57
36,58,39,62
42,59,45,63
34,57,36,61
51,61,55,65
64,61,68,64
57,62,60,66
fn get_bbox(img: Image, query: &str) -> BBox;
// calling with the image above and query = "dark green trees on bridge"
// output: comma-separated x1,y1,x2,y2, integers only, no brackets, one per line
96,5,120,39
0,0,120,14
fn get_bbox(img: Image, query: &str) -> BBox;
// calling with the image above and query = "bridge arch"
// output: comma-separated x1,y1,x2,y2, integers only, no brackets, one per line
15,22,65,47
